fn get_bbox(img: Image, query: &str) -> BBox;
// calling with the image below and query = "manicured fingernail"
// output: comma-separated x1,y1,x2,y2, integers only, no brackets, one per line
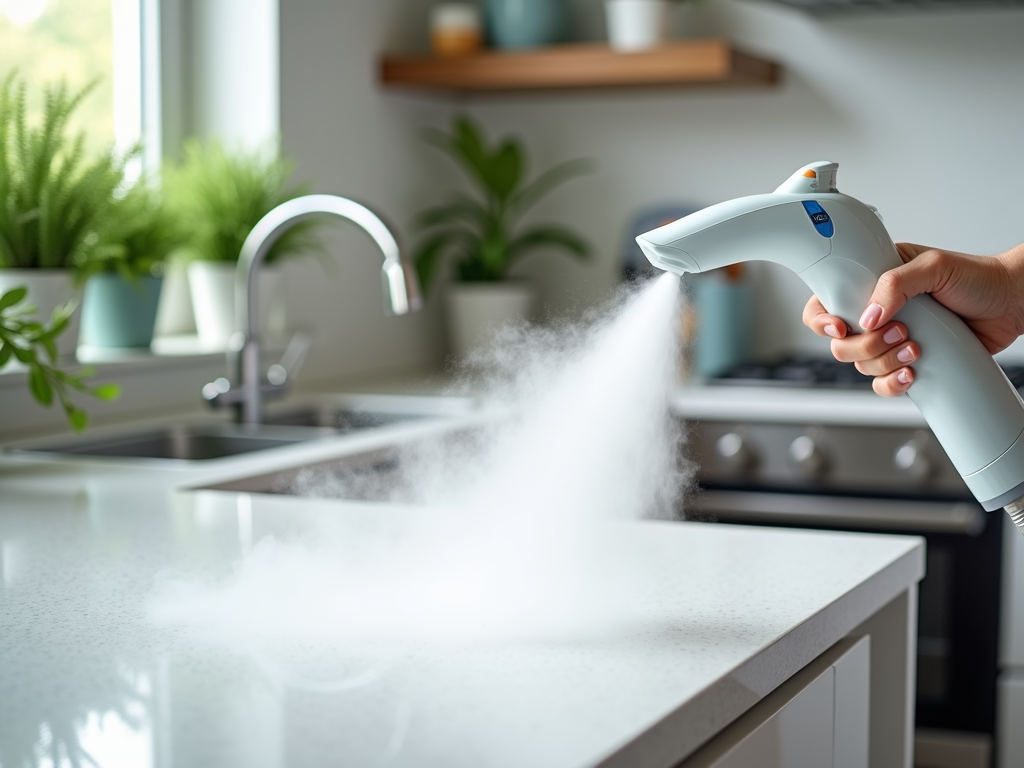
897,346,915,363
883,326,904,344
860,303,884,330
897,369,912,385
824,323,840,339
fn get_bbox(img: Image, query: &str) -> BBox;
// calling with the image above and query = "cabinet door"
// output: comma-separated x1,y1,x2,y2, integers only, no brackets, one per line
683,636,869,768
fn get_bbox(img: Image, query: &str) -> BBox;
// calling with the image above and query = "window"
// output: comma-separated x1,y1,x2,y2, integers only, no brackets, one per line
0,0,147,162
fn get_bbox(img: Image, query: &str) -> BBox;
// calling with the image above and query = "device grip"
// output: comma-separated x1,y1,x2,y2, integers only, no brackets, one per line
800,254,1024,505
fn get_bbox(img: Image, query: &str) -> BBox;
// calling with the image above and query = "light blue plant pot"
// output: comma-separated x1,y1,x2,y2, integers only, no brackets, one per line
485,0,568,50
81,273,163,349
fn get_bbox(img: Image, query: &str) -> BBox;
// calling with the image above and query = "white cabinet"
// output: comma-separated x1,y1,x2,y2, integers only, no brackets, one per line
683,636,870,768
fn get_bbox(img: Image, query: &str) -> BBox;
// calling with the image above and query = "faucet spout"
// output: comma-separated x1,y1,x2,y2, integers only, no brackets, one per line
213,194,422,424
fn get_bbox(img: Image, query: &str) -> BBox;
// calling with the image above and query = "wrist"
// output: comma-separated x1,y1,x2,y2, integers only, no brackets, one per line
997,244,1024,336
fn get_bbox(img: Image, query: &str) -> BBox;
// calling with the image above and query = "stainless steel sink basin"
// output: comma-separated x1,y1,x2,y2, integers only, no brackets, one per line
261,395,475,433
14,424,326,461
204,444,405,500
14,396,477,463
200,428,480,500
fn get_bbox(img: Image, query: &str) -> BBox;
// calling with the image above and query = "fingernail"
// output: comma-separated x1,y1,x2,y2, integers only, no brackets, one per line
824,323,840,339
897,369,912,385
860,303,884,330
897,346,915,363
883,326,904,345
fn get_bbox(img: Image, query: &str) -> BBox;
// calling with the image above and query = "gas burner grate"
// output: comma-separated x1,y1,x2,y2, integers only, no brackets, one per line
711,355,1024,390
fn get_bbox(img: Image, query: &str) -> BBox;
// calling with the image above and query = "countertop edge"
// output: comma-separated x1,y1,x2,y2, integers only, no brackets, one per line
597,534,925,768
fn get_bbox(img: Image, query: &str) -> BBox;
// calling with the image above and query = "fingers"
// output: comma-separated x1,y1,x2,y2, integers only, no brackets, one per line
860,248,952,331
872,367,914,398
802,295,847,339
854,340,920,376
829,321,909,363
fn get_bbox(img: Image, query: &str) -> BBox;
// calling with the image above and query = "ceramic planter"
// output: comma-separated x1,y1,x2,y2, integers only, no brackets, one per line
80,273,164,349
0,268,82,360
605,0,669,52
485,0,567,50
187,261,285,348
445,282,536,358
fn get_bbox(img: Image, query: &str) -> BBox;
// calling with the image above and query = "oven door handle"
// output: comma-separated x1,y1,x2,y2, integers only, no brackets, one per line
692,490,986,535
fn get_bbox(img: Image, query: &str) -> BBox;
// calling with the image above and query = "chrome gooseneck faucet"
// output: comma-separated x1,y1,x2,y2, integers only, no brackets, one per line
203,194,423,423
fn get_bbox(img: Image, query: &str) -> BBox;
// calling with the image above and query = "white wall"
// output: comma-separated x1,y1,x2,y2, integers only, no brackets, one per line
439,0,1024,360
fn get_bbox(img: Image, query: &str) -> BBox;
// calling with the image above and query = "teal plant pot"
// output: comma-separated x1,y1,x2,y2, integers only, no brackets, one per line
81,273,164,349
485,0,568,49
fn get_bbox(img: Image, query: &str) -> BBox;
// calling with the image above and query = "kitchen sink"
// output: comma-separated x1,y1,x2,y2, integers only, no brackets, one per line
14,424,327,461
261,394,475,432
200,427,480,500
14,395,478,462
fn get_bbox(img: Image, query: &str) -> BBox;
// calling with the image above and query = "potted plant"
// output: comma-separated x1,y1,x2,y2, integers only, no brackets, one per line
414,116,592,356
162,139,323,348
605,0,701,51
0,74,127,359
0,285,119,430
78,182,183,349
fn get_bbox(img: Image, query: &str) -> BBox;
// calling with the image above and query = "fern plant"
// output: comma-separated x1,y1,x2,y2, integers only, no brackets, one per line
79,181,184,282
0,74,126,270
162,139,324,265
0,286,119,430
414,116,592,294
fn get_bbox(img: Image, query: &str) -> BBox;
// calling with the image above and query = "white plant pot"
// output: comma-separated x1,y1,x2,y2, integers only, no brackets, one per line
445,282,536,358
0,269,82,360
187,261,286,348
605,0,669,52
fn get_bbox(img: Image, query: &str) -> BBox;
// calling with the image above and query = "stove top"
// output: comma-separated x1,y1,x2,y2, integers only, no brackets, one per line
710,355,1024,390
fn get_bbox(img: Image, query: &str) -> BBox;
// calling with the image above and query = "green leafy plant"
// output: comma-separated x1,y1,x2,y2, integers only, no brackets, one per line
78,181,184,282
0,285,119,430
0,73,127,270
162,138,323,265
413,116,593,294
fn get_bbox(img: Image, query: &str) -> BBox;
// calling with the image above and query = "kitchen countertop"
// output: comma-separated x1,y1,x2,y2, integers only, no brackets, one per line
0,407,924,768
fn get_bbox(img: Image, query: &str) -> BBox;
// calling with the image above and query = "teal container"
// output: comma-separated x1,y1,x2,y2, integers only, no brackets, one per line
81,273,163,349
693,278,752,379
485,0,568,49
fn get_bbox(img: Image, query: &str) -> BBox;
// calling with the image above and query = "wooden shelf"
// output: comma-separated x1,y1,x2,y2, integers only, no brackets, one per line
380,39,779,94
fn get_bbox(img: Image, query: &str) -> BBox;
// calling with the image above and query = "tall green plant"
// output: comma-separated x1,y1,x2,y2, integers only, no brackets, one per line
162,139,323,265
0,286,119,430
413,116,592,294
0,74,126,270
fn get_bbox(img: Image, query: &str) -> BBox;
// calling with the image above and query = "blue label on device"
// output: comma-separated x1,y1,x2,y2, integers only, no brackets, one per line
802,201,834,238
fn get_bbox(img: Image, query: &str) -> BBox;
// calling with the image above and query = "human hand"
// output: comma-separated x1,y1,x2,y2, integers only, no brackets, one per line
802,243,1024,397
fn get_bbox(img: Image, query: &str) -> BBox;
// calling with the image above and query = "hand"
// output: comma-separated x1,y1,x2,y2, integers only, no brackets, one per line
802,242,1024,397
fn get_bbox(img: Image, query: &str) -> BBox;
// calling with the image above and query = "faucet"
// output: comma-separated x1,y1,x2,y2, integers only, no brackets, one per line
202,194,423,424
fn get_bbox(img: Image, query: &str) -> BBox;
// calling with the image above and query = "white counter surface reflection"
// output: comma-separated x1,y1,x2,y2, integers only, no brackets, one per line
0,466,922,768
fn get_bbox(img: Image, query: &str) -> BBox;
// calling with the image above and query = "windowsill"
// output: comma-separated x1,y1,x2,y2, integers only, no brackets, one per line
0,335,227,387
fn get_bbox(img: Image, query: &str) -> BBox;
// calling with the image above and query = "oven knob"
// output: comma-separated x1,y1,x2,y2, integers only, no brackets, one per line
788,435,826,478
715,432,753,473
894,440,932,480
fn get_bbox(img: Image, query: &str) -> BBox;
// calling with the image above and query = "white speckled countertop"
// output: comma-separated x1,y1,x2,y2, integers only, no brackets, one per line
0,400,923,768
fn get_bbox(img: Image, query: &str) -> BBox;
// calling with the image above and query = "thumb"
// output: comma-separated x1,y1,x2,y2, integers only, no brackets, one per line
859,248,950,330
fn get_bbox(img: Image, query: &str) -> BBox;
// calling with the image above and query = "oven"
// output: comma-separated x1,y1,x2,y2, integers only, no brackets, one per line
679,357,1022,768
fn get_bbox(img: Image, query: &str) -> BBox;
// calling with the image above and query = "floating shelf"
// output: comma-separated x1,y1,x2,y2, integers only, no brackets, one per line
380,39,780,94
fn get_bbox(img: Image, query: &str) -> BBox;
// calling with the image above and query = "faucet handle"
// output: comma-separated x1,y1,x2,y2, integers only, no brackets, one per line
267,329,314,387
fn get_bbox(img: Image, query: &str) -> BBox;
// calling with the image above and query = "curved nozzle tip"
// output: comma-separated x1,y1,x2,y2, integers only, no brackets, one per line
635,234,699,276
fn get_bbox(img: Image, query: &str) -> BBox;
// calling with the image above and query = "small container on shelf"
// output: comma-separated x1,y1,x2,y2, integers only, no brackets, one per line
431,3,483,57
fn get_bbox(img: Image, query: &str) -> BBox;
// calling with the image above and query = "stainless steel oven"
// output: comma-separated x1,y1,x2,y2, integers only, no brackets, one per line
684,415,1003,768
